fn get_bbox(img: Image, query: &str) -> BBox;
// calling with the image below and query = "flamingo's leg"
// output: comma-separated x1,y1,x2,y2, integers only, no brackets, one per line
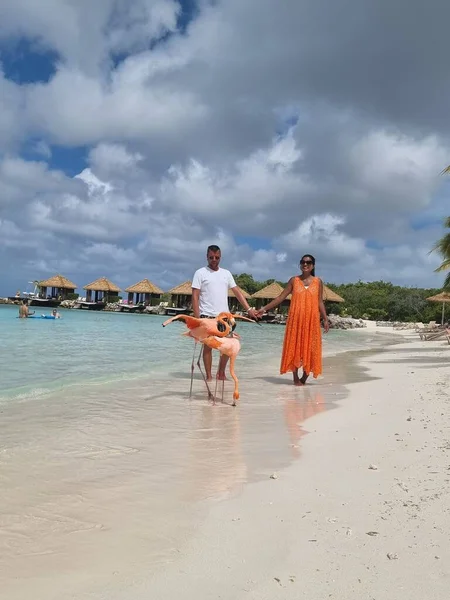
189,340,200,398
228,355,239,407
214,376,218,401
196,345,215,402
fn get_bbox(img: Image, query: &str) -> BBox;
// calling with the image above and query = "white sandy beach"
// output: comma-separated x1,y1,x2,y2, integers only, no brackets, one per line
1,328,449,600
114,331,450,600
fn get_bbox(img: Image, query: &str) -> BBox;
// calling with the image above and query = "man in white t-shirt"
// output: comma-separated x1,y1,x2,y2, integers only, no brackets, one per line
192,245,258,381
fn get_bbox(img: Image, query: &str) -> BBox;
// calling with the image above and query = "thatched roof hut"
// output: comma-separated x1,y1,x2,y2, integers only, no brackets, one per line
322,285,345,303
251,281,345,309
38,274,77,300
125,279,164,295
228,286,250,299
228,286,251,310
252,282,287,299
83,277,121,303
125,278,164,305
168,281,193,308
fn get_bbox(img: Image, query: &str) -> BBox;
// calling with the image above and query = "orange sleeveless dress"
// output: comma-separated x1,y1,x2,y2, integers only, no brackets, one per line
280,276,322,378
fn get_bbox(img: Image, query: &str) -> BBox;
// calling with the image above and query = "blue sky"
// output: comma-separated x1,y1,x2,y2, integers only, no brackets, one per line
0,0,449,297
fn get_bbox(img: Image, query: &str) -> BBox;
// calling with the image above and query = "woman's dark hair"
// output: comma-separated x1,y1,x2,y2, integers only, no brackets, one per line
300,254,316,276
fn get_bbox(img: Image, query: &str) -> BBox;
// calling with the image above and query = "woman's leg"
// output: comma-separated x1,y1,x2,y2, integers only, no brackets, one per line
293,368,302,386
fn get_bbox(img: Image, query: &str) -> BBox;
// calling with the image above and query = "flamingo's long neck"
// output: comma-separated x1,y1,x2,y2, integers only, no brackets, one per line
216,317,231,337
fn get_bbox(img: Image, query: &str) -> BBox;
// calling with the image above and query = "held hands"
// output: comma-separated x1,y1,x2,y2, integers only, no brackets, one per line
247,307,260,320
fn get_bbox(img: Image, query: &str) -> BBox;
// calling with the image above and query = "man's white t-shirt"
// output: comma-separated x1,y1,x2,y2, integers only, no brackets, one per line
192,267,237,317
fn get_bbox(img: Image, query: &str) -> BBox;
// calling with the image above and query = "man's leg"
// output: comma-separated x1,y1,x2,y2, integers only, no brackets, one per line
203,345,213,381
217,354,229,380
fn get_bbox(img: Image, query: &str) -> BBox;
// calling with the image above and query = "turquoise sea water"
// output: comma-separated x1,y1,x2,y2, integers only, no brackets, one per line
1,304,401,598
1,305,385,402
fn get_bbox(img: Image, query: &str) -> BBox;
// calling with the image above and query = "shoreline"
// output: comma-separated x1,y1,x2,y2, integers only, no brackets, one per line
0,319,395,403
108,334,449,600
1,330,449,599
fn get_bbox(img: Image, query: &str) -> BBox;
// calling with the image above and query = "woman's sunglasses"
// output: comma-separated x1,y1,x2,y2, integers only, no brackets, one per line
300,260,313,265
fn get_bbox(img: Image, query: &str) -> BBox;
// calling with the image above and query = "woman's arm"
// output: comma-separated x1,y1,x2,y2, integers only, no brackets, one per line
318,279,329,333
257,279,294,315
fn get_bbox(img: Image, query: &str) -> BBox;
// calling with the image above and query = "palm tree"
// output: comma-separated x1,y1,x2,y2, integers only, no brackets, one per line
431,216,450,289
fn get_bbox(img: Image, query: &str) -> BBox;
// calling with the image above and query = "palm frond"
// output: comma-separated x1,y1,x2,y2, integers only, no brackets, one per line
441,166,450,175
434,258,450,273
444,271,450,290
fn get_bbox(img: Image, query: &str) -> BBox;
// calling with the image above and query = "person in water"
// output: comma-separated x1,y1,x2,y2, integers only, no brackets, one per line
256,254,329,385
52,309,61,318
192,244,259,381
19,300,35,318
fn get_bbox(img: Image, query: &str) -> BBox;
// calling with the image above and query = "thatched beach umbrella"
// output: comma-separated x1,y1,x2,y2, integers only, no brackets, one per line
83,277,121,303
125,279,164,305
168,281,193,308
38,274,77,300
426,291,450,325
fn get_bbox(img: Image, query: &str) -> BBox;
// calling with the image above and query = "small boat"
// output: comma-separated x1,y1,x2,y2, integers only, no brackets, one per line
74,301,105,311
115,303,144,313
164,306,191,317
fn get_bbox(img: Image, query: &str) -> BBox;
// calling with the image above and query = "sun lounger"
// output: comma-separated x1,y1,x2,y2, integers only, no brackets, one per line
418,325,445,340
421,329,447,342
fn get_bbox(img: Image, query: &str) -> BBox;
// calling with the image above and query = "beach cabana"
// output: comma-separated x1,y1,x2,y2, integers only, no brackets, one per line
251,282,291,311
322,285,345,303
228,286,251,311
125,279,164,306
83,277,121,303
38,274,77,300
168,281,193,308
426,291,450,325
252,281,344,311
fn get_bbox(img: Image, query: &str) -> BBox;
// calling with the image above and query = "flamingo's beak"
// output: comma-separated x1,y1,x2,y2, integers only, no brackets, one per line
234,315,262,325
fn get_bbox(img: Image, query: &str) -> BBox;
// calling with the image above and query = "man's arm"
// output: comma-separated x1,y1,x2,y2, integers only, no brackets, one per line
192,288,200,318
231,287,258,319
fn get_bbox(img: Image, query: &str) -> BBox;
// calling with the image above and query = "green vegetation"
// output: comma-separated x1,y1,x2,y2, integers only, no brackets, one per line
232,276,443,323
233,273,286,294
324,281,442,322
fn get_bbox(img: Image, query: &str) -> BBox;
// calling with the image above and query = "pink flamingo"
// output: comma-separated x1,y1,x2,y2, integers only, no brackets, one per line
162,312,257,404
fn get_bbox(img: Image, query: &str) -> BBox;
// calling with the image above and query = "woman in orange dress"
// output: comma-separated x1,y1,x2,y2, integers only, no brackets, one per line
257,255,329,385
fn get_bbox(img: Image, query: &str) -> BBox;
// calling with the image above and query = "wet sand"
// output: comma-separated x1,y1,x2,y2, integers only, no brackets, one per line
2,330,448,599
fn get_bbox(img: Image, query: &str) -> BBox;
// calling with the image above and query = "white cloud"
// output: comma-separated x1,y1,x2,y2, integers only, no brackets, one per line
350,131,446,209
